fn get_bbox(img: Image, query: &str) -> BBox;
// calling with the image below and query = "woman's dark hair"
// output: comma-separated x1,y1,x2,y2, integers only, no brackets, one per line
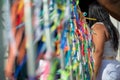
89,1,119,51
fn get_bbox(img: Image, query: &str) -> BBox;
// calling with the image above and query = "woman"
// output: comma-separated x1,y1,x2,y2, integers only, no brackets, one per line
5,0,27,79
89,1,120,80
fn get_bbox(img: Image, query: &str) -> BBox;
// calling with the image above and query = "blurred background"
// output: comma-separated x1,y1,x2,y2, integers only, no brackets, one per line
0,0,120,79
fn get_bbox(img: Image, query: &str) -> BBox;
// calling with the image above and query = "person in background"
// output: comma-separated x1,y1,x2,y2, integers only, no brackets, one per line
5,0,27,80
89,1,120,80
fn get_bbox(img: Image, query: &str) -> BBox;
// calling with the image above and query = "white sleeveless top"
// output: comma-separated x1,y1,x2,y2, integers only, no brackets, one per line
92,22,117,57
103,40,117,57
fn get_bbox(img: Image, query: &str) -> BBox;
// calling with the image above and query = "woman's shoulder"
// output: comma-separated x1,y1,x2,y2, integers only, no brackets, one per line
91,22,109,40
91,22,106,31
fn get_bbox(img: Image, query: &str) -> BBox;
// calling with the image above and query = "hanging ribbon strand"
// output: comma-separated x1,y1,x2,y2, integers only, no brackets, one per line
6,0,94,80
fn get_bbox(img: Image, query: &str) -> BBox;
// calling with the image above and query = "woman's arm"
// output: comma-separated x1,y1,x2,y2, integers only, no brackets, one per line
92,24,107,78
5,45,16,79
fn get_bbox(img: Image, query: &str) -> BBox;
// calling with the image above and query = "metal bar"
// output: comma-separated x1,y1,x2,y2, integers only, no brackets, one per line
0,0,10,79
43,0,53,80
43,0,53,59
24,0,36,79
0,0,8,80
